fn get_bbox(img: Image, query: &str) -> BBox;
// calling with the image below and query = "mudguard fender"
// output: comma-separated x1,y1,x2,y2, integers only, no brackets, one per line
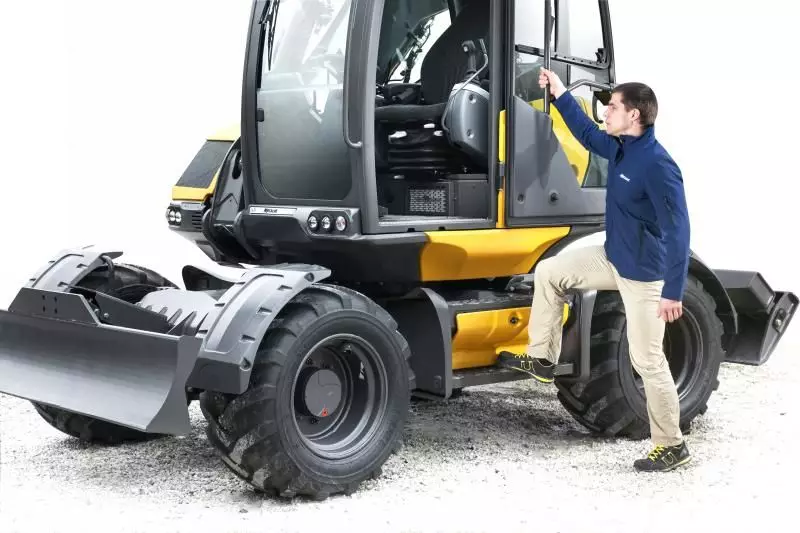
688,251,738,341
20,247,123,292
184,263,331,393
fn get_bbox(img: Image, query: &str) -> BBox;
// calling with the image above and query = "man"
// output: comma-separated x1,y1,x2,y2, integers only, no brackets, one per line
498,68,692,472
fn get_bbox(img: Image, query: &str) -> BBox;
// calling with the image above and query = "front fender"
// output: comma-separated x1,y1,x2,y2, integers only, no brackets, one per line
139,262,332,394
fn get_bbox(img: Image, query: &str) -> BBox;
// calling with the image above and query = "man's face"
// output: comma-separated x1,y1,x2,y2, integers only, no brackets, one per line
603,92,637,136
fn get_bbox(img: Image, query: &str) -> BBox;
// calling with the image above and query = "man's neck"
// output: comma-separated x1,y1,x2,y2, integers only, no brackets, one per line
620,124,645,137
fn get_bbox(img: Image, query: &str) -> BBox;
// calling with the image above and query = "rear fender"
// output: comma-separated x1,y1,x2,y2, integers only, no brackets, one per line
688,252,738,343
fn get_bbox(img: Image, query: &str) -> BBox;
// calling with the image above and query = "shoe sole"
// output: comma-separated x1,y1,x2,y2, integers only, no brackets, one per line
503,364,554,383
635,455,692,473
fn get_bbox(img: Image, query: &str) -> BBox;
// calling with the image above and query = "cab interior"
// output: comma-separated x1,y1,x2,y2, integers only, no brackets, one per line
373,0,493,222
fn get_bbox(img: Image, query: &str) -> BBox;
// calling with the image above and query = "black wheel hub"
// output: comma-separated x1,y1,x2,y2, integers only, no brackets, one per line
296,368,343,418
291,334,388,460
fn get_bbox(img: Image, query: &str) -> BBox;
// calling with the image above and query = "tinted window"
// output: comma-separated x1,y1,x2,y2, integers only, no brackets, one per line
257,0,353,201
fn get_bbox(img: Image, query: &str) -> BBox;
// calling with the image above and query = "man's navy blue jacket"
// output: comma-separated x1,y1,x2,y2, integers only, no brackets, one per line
552,91,691,301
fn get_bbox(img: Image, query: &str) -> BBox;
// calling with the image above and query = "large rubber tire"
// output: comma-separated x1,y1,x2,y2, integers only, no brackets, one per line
32,262,177,444
200,284,413,500
555,276,725,439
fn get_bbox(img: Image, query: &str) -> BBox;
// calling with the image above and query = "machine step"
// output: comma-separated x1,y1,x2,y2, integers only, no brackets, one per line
452,362,574,388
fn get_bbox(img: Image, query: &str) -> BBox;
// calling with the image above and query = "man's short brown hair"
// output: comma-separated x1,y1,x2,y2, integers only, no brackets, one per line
612,82,658,127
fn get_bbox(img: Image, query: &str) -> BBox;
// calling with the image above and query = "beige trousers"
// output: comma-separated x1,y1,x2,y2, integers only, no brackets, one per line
527,244,682,447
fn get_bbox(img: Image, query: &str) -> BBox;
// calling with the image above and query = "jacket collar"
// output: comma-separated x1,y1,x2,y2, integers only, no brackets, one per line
618,125,655,146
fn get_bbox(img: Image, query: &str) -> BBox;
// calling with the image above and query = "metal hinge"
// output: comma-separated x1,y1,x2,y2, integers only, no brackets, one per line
496,162,505,191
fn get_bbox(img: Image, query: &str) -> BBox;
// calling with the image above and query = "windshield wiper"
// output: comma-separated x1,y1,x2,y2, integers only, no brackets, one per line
260,0,281,70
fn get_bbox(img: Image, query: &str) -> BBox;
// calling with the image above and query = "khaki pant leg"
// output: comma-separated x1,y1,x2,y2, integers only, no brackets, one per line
526,245,618,363
613,274,683,447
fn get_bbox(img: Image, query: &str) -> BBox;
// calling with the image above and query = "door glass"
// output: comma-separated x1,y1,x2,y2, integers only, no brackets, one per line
561,1,604,63
508,0,607,224
513,0,555,51
257,0,354,201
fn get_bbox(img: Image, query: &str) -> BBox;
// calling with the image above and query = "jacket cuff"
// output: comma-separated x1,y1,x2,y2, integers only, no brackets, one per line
552,91,572,107
661,280,684,302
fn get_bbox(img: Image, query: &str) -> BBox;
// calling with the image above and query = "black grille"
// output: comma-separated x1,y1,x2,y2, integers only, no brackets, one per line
407,184,449,216
190,211,203,230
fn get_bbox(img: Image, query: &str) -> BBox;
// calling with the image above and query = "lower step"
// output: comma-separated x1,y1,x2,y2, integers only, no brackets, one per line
452,362,574,388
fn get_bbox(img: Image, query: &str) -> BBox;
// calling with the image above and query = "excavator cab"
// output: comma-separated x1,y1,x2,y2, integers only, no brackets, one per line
200,0,618,280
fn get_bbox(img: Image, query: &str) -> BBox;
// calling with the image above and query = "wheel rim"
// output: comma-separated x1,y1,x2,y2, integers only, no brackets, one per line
291,333,388,460
632,309,704,401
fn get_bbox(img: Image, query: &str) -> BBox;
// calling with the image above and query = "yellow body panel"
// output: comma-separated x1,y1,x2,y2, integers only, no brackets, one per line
451,304,570,370
207,123,241,142
452,307,529,369
529,98,591,185
419,226,569,281
496,96,597,189
498,110,507,164
496,111,507,228
172,179,217,202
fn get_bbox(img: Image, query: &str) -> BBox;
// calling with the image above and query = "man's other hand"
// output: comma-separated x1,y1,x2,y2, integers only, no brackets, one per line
539,68,566,99
657,298,683,322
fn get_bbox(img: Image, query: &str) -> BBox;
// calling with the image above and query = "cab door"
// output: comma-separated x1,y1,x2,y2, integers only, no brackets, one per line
503,0,614,228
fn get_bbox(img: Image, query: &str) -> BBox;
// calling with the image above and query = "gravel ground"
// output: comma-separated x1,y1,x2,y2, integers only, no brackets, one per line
2,334,798,533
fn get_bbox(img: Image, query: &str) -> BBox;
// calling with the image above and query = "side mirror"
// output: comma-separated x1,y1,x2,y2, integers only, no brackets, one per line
592,91,610,124
594,89,612,106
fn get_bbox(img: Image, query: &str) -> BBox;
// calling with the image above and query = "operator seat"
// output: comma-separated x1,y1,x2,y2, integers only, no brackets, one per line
374,0,490,124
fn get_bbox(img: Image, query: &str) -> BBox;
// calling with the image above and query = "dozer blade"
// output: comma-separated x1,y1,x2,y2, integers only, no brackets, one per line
0,290,202,436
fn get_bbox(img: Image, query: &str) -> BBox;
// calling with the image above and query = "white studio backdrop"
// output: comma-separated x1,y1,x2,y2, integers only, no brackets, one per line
0,0,798,341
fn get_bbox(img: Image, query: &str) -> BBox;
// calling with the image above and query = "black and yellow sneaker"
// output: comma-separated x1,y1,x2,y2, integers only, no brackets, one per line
496,351,555,383
634,441,691,472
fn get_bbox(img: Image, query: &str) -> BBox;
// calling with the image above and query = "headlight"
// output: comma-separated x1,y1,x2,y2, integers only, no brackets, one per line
307,211,351,234
174,211,182,224
168,211,176,223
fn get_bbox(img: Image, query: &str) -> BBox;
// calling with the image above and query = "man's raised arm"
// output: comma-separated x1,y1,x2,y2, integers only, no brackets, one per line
539,68,617,160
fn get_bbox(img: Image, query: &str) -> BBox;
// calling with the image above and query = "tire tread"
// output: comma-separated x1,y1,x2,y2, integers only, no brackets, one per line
200,284,413,500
